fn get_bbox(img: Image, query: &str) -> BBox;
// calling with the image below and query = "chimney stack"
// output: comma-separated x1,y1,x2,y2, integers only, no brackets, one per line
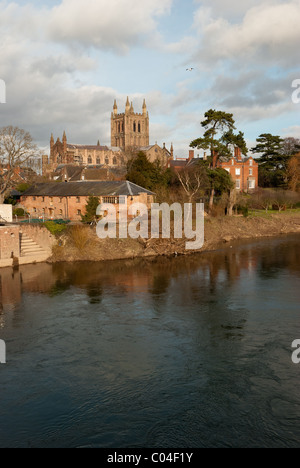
189,150,194,161
235,147,242,160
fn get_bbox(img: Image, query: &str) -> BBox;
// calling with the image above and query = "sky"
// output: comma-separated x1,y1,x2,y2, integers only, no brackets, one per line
0,0,300,158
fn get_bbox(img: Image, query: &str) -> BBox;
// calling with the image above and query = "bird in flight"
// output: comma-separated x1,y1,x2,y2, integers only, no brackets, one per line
186,68,194,71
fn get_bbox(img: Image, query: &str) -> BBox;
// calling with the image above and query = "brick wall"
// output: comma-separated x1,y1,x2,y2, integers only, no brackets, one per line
21,193,155,222
0,226,20,259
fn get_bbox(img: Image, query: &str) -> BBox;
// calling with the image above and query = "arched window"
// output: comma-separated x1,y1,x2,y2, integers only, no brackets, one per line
133,122,136,132
113,156,117,165
138,122,141,133
105,156,109,165
118,122,120,133
96,157,100,165
88,155,92,164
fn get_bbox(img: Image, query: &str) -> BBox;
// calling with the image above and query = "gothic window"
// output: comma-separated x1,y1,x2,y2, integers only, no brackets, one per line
105,156,109,165
88,155,92,164
96,157,100,165
138,122,141,133
118,122,121,133
121,122,124,132
133,122,136,132
113,156,117,165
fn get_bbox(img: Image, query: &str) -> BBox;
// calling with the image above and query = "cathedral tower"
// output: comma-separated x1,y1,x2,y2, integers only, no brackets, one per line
111,97,149,149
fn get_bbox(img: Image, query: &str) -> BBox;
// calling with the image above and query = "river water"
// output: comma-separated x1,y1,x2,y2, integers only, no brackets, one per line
0,234,300,448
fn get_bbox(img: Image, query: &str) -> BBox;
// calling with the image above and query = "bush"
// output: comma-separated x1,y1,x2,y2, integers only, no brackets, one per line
68,225,89,251
13,208,25,217
45,221,67,236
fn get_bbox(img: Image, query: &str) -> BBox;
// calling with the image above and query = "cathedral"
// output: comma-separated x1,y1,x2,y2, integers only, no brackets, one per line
47,98,173,175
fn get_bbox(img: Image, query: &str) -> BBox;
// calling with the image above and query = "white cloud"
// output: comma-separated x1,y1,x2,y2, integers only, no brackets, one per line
193,1,300,67
47,0,173,52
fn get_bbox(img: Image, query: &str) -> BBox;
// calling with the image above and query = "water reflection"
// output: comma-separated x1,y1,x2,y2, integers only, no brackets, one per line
0,235,299,313
0,234,299,448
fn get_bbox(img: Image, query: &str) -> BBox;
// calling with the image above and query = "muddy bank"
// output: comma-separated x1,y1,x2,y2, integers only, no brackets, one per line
50,212,300,263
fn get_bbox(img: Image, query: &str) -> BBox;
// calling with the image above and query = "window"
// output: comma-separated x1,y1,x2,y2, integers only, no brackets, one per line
113,156,117,165
249,168,253,176
105,157,109,165
59,209,63,216
96,157,100,165
76,197,80,203
88,156,92,164
232,159,234,166
248,180,255,189
33,207,37,213
249,159,253,166
235,168,241,176
77,210,81,216
133,122,136,132
103,196,119,204
236,180,241,189
138,122,141,133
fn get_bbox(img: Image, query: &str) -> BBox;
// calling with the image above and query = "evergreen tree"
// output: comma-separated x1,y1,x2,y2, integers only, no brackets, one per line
81,196,100,223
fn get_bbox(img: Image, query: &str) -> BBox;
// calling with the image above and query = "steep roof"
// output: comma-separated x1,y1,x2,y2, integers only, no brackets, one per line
22,181,155,197
67,144,109,151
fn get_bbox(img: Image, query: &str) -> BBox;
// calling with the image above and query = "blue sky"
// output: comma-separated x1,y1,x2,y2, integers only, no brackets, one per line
0,0,300,157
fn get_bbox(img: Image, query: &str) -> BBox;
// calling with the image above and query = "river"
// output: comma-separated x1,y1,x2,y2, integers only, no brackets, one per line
0,234,300,448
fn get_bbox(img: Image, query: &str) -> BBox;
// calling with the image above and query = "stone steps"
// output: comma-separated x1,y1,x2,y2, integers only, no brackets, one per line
20,233,48,257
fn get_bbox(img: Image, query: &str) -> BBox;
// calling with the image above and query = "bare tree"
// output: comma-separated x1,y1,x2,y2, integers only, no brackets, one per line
250,189,275,213
287,154,300,192
177,164,209,203
0,126,41,203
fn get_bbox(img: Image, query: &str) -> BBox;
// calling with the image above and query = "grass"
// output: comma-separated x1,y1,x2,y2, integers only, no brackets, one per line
248,208,300,218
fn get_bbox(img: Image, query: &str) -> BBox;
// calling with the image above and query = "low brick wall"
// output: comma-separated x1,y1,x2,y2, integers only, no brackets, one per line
0,225,20,260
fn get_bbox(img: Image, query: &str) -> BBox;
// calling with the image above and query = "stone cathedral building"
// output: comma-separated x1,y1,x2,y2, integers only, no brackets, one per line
111,97,149,149
47,98,173,177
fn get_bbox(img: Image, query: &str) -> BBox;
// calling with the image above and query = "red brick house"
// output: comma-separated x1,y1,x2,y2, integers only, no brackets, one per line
20,181,155,221
169,148,258,192
217,148,258,191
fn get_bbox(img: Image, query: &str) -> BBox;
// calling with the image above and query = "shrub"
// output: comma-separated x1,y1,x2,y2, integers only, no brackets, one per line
45,221,67,236
13,208,25,217
68,225,89,251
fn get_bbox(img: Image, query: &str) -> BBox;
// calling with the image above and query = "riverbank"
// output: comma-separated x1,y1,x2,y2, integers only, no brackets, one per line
50,211,300,263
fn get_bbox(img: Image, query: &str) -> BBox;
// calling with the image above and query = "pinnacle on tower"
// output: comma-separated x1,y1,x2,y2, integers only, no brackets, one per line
130,101,134,113
97,140,100,146
142,99,147,115
50,133,54,145
63,131,67,141
125,96,130,113
113,99,118,116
